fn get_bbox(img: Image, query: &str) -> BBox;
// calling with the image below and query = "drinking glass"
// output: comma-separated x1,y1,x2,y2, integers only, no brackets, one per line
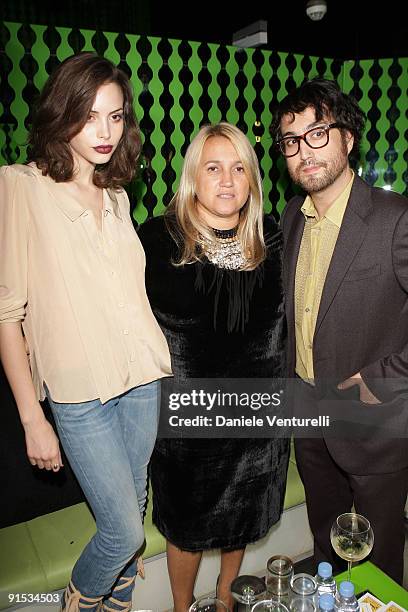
266,555,294,597
330,512,374,582
252,599,290,612
189,597,229,612
288,573,317,612
231,575,267,612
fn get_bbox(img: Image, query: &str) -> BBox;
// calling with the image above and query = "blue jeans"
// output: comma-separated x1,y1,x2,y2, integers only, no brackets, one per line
47,381,160,610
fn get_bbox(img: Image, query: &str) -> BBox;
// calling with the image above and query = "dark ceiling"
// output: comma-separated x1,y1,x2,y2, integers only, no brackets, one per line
1,0,408,60
150,0,408,60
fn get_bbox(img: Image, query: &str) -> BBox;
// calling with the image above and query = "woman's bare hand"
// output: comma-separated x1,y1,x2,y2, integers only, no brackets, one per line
24,416,63,472
0,322,62,471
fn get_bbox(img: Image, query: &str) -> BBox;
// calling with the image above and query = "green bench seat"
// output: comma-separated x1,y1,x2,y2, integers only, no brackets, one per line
0,443,304,610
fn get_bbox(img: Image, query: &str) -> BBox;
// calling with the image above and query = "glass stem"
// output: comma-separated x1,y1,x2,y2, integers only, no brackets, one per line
347,561,352,582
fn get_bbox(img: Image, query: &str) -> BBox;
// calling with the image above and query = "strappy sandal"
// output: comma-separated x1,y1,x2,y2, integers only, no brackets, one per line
100,575,136,612
61,580,103,612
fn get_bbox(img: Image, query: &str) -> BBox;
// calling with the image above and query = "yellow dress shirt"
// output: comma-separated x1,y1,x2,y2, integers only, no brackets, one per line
0,164,172,403
295,174,354,381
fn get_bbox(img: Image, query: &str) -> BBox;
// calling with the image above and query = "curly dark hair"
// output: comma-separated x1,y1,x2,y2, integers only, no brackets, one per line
28,52,141,189
270,78,366,160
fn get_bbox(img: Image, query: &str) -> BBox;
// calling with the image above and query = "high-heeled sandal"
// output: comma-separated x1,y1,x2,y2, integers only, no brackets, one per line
61,580,103,612
99,575,136,612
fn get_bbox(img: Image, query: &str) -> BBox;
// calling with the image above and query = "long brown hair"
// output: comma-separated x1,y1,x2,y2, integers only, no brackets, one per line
166,122,265,271
28,52,141,189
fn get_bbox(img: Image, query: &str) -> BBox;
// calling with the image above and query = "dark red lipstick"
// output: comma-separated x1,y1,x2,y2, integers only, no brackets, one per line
94,145,113,154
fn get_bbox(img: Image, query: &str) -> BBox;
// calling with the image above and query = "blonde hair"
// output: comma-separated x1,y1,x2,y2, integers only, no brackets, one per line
166,122,265,271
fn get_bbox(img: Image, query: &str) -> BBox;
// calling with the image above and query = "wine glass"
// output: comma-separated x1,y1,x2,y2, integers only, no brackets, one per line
231,575,267,612
189,596,229,612
330,512,374,582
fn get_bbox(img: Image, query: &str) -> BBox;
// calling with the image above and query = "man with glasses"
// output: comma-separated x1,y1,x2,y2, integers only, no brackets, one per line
270,78,408,583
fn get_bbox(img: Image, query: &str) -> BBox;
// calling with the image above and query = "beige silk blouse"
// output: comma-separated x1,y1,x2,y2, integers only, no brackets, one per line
0,164,172,403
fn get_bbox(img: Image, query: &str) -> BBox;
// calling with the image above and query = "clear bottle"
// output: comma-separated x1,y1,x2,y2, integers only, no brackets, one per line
319,593,335,611
315,562,337,596
334,581,359,612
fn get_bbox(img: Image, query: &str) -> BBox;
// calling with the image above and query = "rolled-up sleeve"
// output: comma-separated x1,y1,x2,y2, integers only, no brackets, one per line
0,166,29,323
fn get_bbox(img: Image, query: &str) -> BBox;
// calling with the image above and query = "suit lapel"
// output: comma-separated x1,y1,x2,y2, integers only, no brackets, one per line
284,204,305,364
314,176,373,337
285,212,304,297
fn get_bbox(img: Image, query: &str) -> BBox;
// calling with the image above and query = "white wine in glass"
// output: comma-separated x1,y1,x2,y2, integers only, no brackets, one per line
330,513,374,581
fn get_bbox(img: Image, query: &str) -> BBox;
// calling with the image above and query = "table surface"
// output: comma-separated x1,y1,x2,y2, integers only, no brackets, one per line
335,561,408,609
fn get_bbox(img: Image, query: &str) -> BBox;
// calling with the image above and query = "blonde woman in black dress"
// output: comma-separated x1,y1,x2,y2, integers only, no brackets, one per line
138,122,289,612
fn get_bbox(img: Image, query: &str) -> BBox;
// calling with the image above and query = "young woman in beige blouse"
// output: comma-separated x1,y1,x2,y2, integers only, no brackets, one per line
0,53,171,612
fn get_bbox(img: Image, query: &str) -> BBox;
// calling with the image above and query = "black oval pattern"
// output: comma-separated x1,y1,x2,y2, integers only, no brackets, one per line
0,21,406,213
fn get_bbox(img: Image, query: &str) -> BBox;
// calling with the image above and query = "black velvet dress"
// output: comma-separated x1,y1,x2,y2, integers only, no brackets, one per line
138,215,289,551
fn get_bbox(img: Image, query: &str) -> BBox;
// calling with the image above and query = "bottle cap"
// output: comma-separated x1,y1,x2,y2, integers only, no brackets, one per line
318,562,333,578
339,581,355,597
319,593,335,610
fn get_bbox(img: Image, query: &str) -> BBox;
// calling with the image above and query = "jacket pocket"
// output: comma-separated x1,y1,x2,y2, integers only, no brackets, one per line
344,263,381,281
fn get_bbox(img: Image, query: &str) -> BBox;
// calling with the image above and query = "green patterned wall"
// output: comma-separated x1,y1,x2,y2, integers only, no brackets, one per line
1,22,407,224
341,59,408,197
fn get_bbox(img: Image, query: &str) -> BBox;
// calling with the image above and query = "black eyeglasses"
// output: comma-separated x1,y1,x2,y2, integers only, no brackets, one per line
277,123,340,158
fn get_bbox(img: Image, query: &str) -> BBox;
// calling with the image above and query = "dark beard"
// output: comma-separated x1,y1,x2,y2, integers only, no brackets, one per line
290,144,349,194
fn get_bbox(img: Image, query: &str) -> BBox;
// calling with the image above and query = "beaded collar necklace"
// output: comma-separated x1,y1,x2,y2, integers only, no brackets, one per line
201,225,247,270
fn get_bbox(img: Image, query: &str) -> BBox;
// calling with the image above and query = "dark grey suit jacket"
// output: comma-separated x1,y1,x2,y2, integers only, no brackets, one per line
281,175,408,474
